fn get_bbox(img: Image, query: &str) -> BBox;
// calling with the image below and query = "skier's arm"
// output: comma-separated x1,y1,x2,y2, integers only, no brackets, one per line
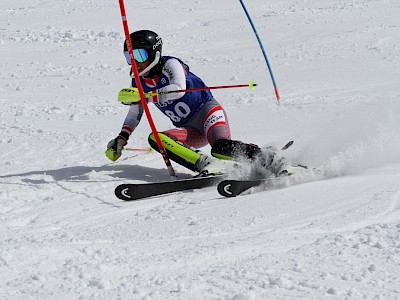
105,100,144,161
155,58,187,102
120,104,144,137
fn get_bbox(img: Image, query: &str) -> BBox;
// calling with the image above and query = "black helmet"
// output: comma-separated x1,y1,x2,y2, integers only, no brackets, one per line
123,30,163,78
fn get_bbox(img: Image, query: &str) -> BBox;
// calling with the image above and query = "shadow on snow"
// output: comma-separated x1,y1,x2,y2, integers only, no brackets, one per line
0,164,190,184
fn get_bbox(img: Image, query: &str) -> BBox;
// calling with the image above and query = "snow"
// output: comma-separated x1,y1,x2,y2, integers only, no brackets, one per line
1,0,400,299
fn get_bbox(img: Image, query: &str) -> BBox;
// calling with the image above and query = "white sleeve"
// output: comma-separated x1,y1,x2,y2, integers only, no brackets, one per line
156,58,187,102
121,104,143,136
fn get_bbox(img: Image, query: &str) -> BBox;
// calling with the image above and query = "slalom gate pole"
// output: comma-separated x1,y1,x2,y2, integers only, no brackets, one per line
238,0,281,104
118,0,176,176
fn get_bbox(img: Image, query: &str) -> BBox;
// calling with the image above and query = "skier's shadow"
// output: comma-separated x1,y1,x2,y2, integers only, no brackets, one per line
0,164,188,184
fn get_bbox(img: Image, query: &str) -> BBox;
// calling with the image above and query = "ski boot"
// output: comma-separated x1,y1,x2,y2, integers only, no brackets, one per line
194,153,226,177
211,139,295,177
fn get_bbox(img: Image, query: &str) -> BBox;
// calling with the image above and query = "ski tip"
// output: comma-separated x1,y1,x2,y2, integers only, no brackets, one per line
115,184,136,201
281,140,294,150
217,180,239,197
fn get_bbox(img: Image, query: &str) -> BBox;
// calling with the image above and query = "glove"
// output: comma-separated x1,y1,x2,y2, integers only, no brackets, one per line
105,134,128,161
119,88,154,105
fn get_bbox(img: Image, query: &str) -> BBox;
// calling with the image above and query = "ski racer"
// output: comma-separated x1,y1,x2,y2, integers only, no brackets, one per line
106,30,280,176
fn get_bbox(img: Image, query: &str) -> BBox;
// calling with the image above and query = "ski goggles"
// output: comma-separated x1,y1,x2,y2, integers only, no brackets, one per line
124,49,149,64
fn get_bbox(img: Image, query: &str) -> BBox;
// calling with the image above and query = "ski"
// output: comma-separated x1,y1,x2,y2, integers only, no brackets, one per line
115,141,302,200
115,175,224,201
217,178,274,197
217,164,311,197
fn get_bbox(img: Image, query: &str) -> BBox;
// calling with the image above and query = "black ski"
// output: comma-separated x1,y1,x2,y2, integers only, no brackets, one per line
115,175,224,201
217,178,274,197
217,164,312,197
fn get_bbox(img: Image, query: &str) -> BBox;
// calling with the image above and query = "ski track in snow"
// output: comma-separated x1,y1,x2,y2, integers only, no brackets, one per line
1,0,400,299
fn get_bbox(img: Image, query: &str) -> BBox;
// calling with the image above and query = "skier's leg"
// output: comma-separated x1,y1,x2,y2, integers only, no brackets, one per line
148,131,204,172
148,129,229,175
211,139,262,161
161,127,209,149
199,101,273,164
201,104,231,145
211,139,277,168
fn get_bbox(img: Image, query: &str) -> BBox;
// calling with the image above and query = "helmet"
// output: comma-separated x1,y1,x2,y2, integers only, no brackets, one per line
123,30,163,78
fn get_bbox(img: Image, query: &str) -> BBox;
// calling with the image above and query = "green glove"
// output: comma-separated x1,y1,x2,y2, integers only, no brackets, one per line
105,135,128,161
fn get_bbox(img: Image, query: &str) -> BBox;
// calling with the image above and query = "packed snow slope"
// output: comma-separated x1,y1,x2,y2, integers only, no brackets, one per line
1,0,400,299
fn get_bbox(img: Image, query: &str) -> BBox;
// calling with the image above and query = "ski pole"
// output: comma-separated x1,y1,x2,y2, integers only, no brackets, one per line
124,147,153,153
239,0,281,104
153,81,257,95
118,0,175,177
118,82,257,103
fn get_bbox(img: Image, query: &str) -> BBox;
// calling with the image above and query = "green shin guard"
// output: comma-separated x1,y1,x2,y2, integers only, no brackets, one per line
148,133,202,172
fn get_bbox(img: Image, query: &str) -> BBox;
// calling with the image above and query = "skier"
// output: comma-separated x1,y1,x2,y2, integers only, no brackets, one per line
106,30,280,176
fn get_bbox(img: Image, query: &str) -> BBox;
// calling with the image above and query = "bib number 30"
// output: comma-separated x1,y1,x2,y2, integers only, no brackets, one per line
165,102,191,123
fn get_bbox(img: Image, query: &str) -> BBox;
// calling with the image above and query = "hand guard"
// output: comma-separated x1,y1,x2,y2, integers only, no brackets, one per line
119,88,154,105
105,134,128,161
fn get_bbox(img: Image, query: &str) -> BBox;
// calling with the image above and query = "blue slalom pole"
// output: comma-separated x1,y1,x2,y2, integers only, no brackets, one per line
239,0,281,103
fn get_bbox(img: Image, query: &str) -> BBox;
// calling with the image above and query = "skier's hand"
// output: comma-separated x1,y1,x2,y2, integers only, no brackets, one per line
119,88,153,105
105,135,128,161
